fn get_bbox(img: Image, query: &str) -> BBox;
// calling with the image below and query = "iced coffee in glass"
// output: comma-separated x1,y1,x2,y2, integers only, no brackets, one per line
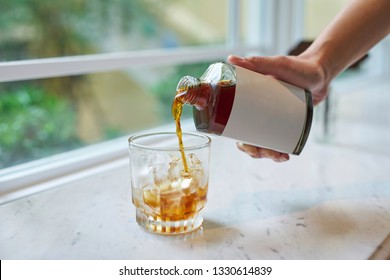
128,132,211,235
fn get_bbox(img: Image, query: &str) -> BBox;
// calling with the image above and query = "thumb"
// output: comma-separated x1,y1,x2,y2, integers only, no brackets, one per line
227,55,258,72
228,55,288,78
228,55,308,87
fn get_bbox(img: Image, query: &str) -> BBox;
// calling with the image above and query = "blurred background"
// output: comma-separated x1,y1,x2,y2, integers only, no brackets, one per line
0,0,389,169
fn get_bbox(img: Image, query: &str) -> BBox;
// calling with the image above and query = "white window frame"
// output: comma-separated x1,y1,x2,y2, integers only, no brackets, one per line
0,0,305,204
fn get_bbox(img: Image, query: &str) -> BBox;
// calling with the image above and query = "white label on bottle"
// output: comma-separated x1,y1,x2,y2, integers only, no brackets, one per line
222,66,308,154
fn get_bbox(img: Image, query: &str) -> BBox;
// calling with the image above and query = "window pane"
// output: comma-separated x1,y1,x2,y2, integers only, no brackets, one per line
239,0,261,47
304,0,390,155
0,0,254,170
303,0,349,40
0,0,228,61
0,61,216,169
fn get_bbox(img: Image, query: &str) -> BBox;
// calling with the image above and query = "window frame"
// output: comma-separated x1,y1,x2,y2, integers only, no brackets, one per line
0,0,308,204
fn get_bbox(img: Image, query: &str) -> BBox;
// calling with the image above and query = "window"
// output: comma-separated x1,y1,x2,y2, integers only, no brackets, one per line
1,0,271,199
1,0,389,202
303,0,390,155
303,0,389,79
0,0,232,169
0,0,229,61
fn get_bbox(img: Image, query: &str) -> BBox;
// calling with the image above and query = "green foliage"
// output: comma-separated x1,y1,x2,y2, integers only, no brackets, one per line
0,0,172,60
0,0,182,168
0,87,81,168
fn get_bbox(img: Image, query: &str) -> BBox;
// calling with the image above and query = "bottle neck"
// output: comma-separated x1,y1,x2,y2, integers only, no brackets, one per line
175,80,213,110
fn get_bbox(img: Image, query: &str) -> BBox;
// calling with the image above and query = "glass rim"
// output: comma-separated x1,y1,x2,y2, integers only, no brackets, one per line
128,131,211,151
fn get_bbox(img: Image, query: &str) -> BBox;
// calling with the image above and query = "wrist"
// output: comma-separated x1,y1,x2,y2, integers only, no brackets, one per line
299,44,334,87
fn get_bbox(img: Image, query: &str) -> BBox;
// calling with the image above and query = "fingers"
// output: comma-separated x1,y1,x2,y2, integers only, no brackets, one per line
236,142,290,162
227,55,301,88
312,86,330,106
228,55,307,87
228,54,330,107
227,55,284,77
227,55,257,71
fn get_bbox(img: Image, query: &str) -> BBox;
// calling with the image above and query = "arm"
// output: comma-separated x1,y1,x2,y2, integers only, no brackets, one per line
229,0,390,162
302,0,390,84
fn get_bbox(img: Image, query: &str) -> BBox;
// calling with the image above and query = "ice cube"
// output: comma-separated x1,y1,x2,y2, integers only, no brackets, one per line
132,188,143,208
181,176,193,189
160,189,182,218
188,153,202,168
167,157,184,181
152,163,168,186
143,188,160,209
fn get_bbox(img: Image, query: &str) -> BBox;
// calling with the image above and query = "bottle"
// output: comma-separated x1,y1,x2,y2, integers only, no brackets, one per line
174,62,313,155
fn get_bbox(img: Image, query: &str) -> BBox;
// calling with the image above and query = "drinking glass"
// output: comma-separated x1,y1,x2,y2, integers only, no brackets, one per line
128,132,211,235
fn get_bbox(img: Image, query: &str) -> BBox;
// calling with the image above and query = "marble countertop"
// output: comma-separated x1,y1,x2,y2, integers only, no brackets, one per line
1,130,390,260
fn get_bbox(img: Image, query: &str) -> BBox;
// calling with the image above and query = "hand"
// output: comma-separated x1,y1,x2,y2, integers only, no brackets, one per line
228,54,329,162
236,142,291,162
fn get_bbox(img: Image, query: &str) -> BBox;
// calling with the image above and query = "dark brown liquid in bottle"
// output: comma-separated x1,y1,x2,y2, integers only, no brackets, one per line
193,81,235,135
172,80,235,172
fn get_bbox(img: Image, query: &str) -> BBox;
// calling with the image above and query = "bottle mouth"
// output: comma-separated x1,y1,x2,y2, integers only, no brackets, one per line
176,76,201,92
175,76,201,104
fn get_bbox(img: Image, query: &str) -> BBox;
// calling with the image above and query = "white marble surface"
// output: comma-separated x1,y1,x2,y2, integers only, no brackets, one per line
1,130,390,260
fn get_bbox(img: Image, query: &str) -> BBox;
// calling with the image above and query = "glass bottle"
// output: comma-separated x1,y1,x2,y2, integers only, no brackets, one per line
174,62,313,155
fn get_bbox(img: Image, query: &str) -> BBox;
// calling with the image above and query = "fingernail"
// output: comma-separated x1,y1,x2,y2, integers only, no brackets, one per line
275,154,289,162
227,55,243,61
236,142,257,157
